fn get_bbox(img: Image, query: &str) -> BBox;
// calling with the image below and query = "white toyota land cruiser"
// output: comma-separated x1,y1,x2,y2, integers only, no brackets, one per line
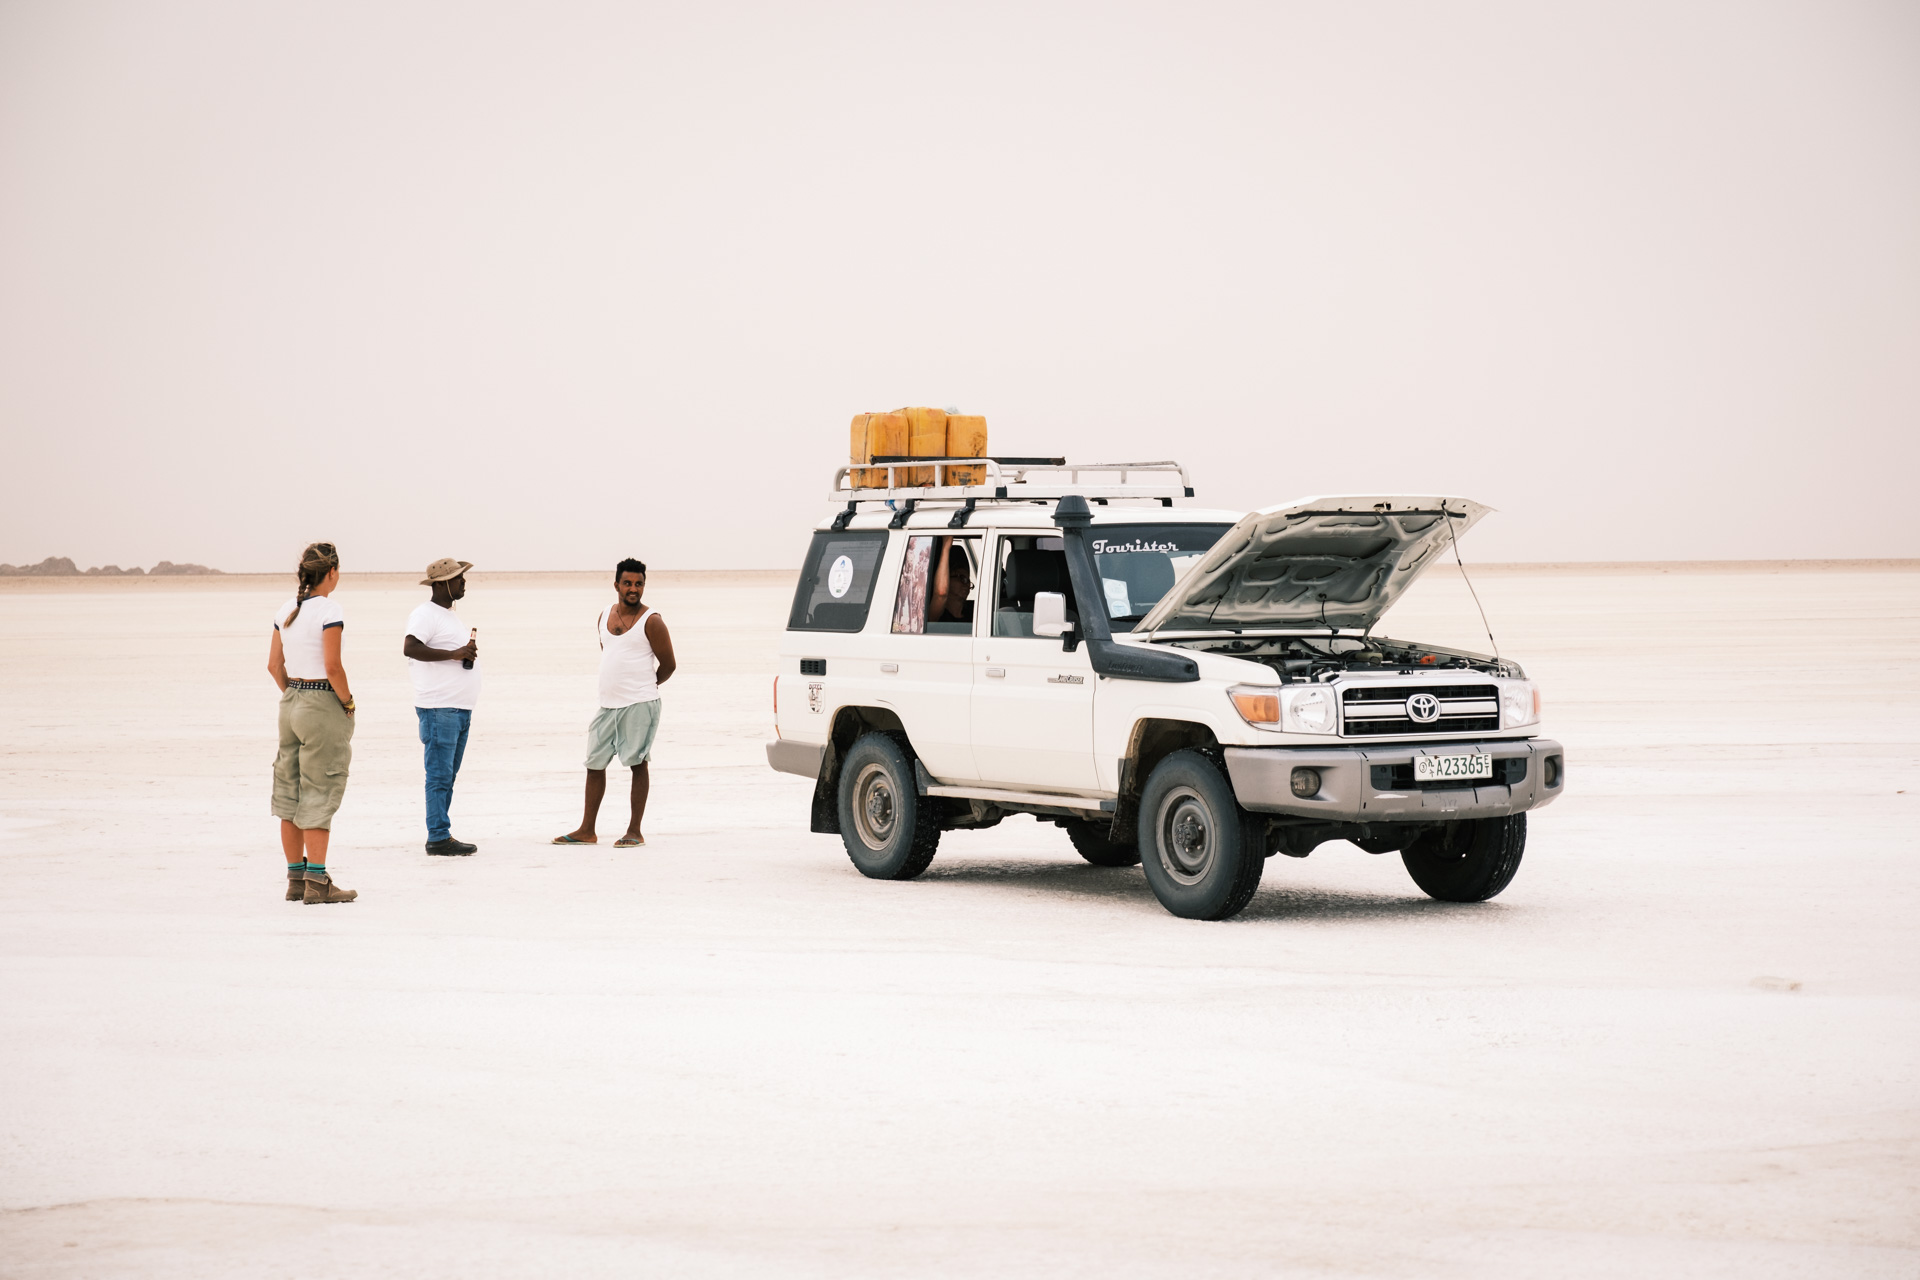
767,458,1565,921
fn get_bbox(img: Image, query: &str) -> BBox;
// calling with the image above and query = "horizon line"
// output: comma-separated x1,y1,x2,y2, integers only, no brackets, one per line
4,556,1918,582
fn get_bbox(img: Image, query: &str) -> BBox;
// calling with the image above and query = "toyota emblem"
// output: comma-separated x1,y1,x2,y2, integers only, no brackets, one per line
1406,692,1441,723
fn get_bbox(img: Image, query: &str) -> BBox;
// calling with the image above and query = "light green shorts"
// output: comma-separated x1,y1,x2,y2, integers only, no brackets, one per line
272,687,355,830
586,699,661,769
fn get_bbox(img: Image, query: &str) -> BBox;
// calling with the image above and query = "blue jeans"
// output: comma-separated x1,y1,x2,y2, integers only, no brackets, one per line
416,707,472,842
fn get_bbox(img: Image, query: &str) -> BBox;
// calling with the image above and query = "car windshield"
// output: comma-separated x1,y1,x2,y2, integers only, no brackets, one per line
1090,524,1232,632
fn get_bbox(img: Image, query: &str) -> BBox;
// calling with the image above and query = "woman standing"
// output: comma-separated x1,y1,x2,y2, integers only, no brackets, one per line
266,542,358,903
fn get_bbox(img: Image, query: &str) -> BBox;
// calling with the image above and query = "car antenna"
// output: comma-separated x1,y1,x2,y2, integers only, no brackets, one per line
1444,503,1499,662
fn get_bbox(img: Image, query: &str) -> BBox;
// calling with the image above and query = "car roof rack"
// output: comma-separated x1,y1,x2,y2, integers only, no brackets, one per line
830,458,1194,507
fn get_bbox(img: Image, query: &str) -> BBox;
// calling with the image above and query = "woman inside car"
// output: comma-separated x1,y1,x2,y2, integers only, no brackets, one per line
929,537,974,624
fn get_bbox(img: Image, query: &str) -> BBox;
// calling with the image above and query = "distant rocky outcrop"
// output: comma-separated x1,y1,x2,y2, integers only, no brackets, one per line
0,557,80,576
0,556,223,577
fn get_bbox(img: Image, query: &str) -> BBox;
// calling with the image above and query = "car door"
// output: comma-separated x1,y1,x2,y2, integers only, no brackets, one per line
969,533,1099,792
878,533,982,781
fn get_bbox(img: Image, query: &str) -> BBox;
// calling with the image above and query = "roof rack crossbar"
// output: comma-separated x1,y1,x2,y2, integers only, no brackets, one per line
871,455,1067,466
829,458,1192,506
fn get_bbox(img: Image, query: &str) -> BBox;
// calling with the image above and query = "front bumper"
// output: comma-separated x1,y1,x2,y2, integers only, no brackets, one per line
1224,737,1565,822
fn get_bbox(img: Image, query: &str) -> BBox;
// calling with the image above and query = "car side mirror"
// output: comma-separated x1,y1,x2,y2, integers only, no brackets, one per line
1032,591,1069,638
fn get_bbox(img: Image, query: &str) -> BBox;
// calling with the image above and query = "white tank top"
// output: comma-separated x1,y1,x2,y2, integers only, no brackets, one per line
597,606,659,708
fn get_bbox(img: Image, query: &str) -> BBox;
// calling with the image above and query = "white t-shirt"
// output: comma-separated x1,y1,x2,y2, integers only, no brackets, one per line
406,600,482,710
275,595,344,681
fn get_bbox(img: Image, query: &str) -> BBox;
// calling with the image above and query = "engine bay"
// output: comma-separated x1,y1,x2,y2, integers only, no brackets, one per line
1173,633,1521,682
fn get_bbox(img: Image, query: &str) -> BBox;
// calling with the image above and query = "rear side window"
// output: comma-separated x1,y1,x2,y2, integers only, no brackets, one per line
788,531,889,632
891,535,981,635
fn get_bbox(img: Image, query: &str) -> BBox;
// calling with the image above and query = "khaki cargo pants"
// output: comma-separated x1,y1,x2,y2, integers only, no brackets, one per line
272,688,355,830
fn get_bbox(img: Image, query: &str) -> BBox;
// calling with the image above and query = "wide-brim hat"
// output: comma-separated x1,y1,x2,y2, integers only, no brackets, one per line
421,557,473,585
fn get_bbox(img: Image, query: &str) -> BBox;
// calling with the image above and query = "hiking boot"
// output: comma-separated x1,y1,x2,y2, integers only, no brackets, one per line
303,872,358,904
425,838,476,856
286,867,306,901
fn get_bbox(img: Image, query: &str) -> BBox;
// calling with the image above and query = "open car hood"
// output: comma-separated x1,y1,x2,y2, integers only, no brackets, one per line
1133,494,1492,634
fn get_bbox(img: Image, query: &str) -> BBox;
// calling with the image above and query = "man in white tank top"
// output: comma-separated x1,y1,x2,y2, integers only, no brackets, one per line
553,557,677,847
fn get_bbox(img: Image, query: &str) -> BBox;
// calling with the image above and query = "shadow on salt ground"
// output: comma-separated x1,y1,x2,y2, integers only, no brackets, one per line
1234,883,1494,925
917,860,1155,906
918,858,1476,925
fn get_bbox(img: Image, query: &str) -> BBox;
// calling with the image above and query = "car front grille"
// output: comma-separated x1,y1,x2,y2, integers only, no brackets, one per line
1341,684,1499,737
1370,758,1527,791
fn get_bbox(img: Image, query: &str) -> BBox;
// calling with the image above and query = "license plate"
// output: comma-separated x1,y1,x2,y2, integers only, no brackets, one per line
1414,752,1493,782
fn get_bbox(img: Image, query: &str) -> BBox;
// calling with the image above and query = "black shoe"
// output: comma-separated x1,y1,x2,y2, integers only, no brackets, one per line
425,838,477,856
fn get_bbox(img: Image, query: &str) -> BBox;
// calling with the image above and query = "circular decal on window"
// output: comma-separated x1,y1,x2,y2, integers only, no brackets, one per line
827,555,855,599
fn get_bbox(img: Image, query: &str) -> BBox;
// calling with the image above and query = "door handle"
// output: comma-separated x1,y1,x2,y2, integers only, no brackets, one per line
985,667,1006,678
880,663,899,674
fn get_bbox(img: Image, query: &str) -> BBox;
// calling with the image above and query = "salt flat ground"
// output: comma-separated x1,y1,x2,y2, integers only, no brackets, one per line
0,565,1916,1279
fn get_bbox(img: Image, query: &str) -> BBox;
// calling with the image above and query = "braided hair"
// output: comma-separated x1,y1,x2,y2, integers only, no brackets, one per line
283,542,340,628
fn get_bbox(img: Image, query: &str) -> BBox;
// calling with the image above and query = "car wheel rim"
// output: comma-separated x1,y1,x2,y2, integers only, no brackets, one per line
852,762,897,851
1156,786,1214,886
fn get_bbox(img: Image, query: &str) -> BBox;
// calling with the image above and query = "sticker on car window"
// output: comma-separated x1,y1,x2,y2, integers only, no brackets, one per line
827,555,854,598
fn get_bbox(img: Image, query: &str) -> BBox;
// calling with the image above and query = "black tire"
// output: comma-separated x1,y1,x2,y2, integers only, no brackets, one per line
1400,813,1526,902
1066,820,1141,867
836,732,941,880
1136,750,1265,920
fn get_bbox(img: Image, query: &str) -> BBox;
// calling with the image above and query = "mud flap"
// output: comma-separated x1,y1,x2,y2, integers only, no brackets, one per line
810,743,841,834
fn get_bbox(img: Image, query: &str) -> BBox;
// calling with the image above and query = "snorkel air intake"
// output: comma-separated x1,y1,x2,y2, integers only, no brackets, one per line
1053,494,1198,683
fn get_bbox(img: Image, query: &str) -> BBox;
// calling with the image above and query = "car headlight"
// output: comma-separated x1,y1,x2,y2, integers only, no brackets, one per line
1501,681,1540,728
1285,686,1336,734
1229,684,1338,734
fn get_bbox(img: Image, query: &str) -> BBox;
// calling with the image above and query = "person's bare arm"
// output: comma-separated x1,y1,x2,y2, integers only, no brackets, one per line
322,627,354,712
928,536,953,620
404,634,475,662
646,613,677,686
268,629,289,692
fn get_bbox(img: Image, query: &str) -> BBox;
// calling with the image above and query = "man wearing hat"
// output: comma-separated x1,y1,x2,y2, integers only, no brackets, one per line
403,558,481,855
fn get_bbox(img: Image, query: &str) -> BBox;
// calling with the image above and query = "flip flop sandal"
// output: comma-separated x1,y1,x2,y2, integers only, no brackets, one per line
551,834,597,845
614,835,645,848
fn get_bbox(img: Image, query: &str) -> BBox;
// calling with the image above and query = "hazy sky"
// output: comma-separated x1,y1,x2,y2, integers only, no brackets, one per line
2,0,1915,571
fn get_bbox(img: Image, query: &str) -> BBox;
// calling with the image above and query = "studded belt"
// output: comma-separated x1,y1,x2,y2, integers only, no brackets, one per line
287,678,334,692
